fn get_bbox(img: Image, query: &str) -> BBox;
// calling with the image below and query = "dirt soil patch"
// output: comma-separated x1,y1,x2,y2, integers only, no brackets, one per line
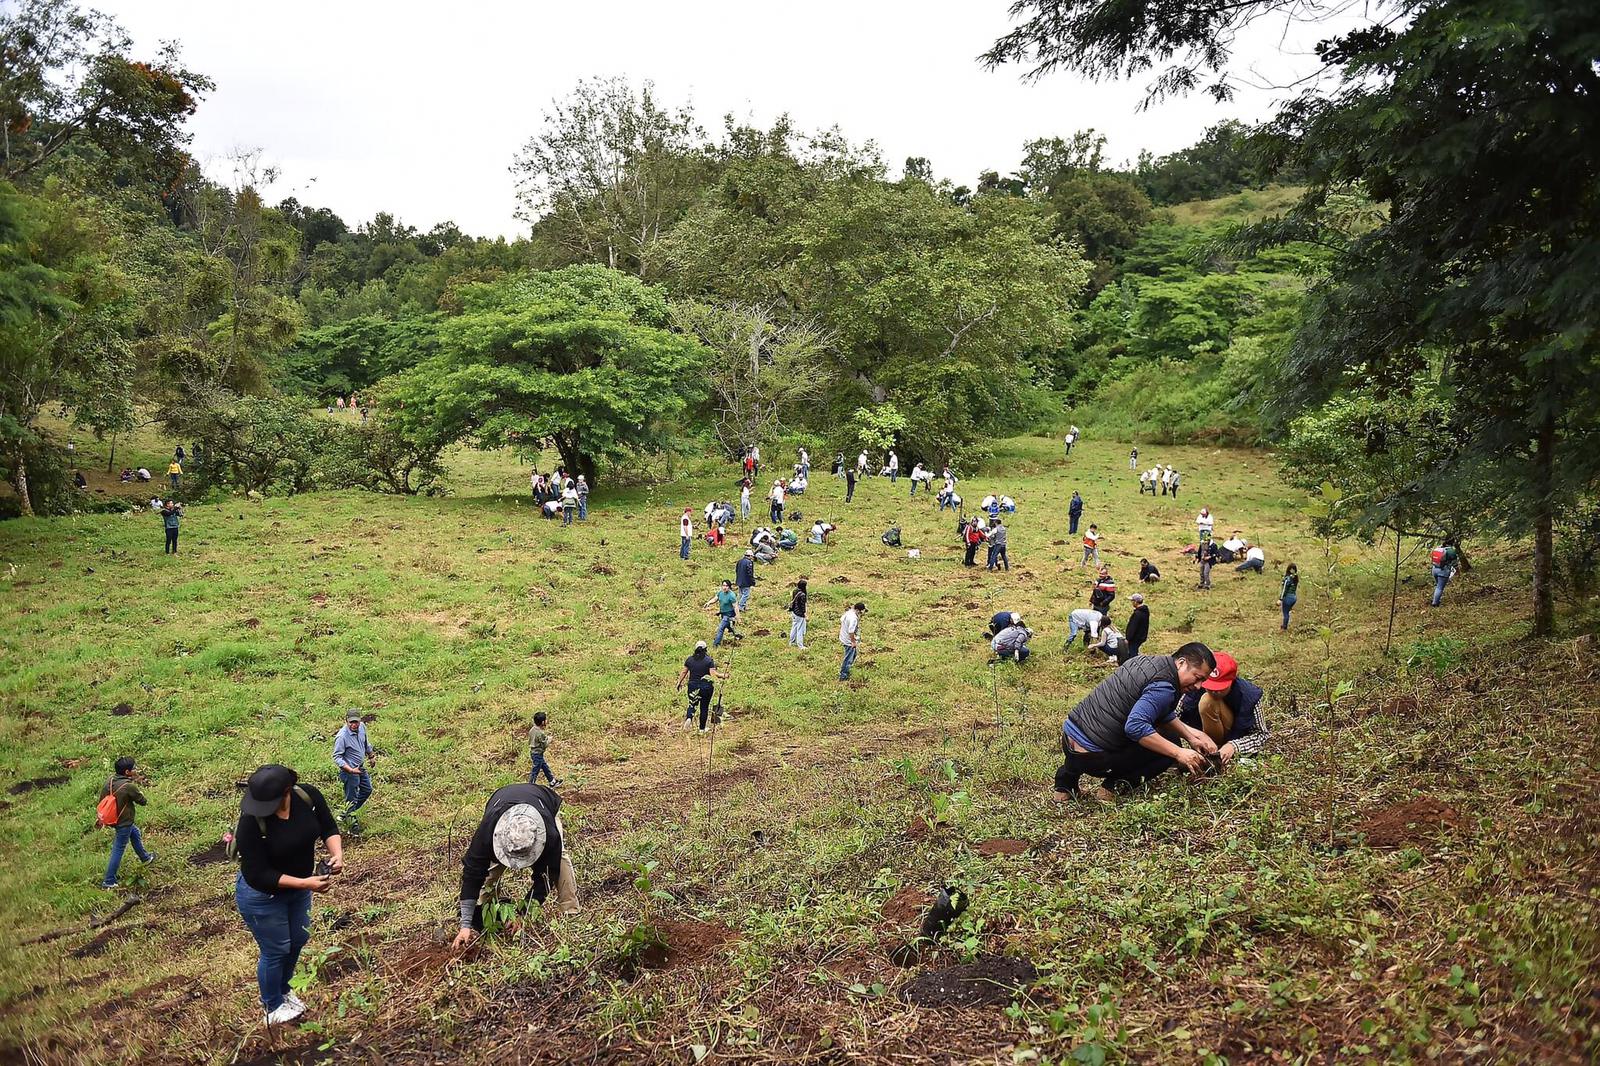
188,841,230,866
630,919,738,972
111,702,135,715
71,926,127,959
882,886,934,924
900,954,1038,1008
974,837,1031,856
9,774,68,795
1358,797,1462,848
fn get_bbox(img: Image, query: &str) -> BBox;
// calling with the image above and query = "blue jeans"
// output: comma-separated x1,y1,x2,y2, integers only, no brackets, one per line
339,768,372,814
1236,558,1264,573
562,506,574,526
737,586,751,611
741,500,751,520
578,497,587,520
999,645,1030,663
1431,566,1450,606
714,614,737,646
103,824,152,886
839,644,857,680
529,753,555,784
235,875,312,1012
1281,594,1296,630
681,536,691,560
890,470,897,483
1069,514,1081,535
988,546,1009,571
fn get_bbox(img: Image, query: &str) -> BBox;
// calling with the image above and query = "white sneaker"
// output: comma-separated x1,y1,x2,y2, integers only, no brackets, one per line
265,999,305,1026
283,991,305,1012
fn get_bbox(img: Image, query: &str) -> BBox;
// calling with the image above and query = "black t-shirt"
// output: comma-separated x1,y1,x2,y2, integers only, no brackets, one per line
684,654,715,685
235,784,339,894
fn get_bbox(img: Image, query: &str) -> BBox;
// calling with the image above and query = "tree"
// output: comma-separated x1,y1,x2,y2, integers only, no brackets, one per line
672,300,832,459
0,180,132,515
0,0,211,182
984,0,1600,635
513,78,709,279
383,266,709,483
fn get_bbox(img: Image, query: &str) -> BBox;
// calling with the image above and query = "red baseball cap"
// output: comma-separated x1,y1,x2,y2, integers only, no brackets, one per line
1201,652,1238,692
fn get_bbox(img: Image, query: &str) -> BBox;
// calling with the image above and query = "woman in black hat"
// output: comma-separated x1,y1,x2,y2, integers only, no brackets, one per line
234,764,343,1026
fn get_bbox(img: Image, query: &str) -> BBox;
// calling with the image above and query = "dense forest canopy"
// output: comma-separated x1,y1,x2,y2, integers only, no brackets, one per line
1,0,1595,635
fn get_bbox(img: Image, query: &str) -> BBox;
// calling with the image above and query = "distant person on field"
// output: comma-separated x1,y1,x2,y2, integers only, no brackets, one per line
1430,540,1460,608
1236,543,1266,574
838,601,866,681
1068,490,1084,535
1197,537,1218,590
769,480,785,524
161,500,183,554
1066,607,1106,647
234,765,344,1026
332,711,374,832
735,548,758,611
886,450,899,484
560,482,578,526
1129,447,1138,471
1169,469,1180,499
99,756,154,889
1080,524,1102,567
709,579,741,647
1280,563,1299,630
1177,652,1269,768
73,470,88,490
991,619,1033,663
1086,619,1130,665
453,779,577,952
1125,593,1150,654
167,459,181,491
1139,558,1160,583
809,519,836,545
740,483,751,522
985,517,1009,571
1196,507,1215,540
788,578,808,650
856,450,869,477
988,610,1021,638
528,711,562,786
962,517,985,567
845,463,858,504
680,507,693,561
1052,643,1219,802
677,641,725,732
136,467,151,482
575,476,589,520
1089,567,1116,614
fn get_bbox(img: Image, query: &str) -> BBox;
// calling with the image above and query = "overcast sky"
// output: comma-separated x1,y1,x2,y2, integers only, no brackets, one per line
107,1,1317,239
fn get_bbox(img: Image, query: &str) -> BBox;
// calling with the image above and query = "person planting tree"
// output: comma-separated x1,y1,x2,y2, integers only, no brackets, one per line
452,781,578,949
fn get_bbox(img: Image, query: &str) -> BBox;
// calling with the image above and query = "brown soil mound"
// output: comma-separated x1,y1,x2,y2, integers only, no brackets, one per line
1359,797,1461,848
188,841,230,866
632,919,737,972
974,838,1031,856
882,886,934,924
111,702,135,716
9,775,68,795
900,955,1037,1008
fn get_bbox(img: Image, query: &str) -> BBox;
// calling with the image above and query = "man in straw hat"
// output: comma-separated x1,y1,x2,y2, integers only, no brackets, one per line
453,781,578,949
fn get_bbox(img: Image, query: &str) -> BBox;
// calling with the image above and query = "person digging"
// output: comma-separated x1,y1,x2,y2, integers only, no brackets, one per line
453,781,579,949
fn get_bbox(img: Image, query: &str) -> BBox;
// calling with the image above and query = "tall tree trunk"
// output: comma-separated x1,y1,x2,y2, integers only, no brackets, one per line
13,450,34,517
107,430,117,474
1531,413,1556,636
1384,527,1401,656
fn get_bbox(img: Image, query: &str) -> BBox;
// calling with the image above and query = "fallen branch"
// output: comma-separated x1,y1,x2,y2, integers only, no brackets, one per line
19,894,141,946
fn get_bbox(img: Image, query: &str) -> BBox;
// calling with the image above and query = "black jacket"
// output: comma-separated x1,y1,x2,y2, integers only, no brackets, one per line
1125,604,1150,651
236,784,339,895
789,588,807,617
458,783,563,907
735,556,756,589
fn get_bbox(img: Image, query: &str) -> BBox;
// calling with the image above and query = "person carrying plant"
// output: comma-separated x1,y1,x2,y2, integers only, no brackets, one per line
98,757,155,889
528,711,563,786
453,781,578,950
1052,643,1220,802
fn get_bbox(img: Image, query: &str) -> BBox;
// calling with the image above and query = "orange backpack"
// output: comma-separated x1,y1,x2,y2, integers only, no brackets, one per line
95,784,125,828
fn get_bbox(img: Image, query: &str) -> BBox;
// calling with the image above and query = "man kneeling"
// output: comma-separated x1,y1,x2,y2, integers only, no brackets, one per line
991,619,1033,663
453,781,578,949
1052,643,1219,802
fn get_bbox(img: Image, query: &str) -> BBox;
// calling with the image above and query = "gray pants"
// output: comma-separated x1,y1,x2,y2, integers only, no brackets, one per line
789,613,807,648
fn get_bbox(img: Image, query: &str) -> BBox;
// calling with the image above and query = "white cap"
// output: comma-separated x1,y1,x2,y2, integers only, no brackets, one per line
491,804,548,870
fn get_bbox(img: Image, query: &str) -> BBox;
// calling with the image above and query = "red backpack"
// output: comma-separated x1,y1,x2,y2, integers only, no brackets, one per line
95,783,125,828
1430,546,1447,565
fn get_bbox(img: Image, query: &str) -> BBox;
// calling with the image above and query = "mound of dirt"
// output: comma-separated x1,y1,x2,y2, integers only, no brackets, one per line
1358,797,1461,848
188,841,230,866
900,955,1037,1008
629,919,738,973
882,886,934,924
831,575,851,584
973,838,1031,856
753,628,771,637
9,774,68,795
111,702,135,716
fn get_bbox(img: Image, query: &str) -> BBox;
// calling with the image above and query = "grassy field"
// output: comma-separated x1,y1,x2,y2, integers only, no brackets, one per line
1,426,1596,1065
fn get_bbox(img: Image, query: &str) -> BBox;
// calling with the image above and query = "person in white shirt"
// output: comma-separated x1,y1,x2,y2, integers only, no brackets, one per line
857,451,869,475
1086,622,1129,665
789,473,808,494
769,481,786,524
886,451,899,484
809,520,836,545
1236,544,1266,574
1066,607,1105,647
798,448,809,478
909,462,926,495
1196,508,1215,539
838,602,866,681
740,484,751,521
1222,533,1247,555
679,508,694,560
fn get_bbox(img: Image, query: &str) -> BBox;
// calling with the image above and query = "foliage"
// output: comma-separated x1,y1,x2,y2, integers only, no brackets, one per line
381,266,709,482
850,403,908,454
159,386,325,494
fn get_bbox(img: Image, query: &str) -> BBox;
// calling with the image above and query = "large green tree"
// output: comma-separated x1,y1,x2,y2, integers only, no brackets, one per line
383,266,709,483
987,0,1600,635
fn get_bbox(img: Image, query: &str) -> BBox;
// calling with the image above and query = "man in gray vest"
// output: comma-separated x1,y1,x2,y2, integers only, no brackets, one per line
1052,642,1220,802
